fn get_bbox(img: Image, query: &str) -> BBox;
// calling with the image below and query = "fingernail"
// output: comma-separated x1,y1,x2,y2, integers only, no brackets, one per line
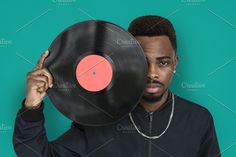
50,84,53,88
45,50,49,55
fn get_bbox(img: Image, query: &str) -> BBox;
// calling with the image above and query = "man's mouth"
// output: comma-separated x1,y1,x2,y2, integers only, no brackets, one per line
145,84,162,94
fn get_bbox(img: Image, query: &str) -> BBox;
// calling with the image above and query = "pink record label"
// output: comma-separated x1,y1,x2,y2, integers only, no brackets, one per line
76,54,113,92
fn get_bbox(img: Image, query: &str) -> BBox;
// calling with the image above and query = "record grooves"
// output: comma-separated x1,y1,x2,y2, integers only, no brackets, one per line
44,20,148,126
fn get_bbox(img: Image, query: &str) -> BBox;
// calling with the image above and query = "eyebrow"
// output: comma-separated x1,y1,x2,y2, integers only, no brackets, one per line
145,56,171,60
156,56,171,60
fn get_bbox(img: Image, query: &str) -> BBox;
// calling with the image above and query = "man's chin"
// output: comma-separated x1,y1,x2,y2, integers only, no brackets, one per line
141,91,164,103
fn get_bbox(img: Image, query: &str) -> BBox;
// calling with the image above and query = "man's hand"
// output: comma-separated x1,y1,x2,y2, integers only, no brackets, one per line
24,50,53,109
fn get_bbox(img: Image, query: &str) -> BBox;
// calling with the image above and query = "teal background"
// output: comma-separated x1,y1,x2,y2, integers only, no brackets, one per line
0,0,235,156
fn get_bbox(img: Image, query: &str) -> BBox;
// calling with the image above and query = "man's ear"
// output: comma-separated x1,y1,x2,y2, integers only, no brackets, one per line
174,54,178,70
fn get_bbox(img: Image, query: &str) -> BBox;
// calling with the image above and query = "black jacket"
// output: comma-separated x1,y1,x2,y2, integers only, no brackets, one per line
13,92,221,157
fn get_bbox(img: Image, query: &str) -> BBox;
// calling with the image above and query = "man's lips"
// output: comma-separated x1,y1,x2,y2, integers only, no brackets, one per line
145,84,162,93
146,83,162,88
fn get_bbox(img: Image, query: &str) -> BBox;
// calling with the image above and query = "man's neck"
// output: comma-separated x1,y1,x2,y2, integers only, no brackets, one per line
139,90,169,113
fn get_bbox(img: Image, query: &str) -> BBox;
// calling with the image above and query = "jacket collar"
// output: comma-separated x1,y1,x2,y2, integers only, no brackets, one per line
134,90,173,117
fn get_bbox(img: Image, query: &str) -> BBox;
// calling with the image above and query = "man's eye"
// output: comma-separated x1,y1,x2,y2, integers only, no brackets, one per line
157,61,169,66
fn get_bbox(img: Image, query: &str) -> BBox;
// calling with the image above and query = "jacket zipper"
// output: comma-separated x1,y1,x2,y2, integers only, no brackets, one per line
148,112,153,157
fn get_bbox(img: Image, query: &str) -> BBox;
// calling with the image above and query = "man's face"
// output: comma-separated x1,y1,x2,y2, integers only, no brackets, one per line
136,36,178,102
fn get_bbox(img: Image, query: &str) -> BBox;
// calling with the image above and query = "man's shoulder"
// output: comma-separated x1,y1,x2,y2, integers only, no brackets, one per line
174,94,213,120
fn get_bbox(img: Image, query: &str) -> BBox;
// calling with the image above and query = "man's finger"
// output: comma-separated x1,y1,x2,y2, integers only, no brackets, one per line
34,81,46,93
30,75,49,90
29,80,45,91
41,68,53,87
34,50,49,70
29,68,53,88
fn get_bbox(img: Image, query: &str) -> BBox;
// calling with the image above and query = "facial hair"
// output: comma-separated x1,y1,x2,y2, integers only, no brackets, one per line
142,90,165,102
141,79,166,103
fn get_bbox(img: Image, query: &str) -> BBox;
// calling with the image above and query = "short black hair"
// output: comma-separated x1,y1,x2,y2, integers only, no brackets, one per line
128,15,177,52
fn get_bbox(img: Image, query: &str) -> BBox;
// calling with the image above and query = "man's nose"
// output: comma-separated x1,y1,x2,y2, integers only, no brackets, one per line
148,64,159,79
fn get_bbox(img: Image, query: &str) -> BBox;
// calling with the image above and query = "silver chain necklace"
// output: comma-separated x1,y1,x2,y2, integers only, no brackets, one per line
129,93,175,139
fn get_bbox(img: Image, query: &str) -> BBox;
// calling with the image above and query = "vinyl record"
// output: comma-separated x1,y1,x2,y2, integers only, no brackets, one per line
44,20,148,126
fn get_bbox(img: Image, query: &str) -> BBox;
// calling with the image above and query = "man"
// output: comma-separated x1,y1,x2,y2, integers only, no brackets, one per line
13,15,221,157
